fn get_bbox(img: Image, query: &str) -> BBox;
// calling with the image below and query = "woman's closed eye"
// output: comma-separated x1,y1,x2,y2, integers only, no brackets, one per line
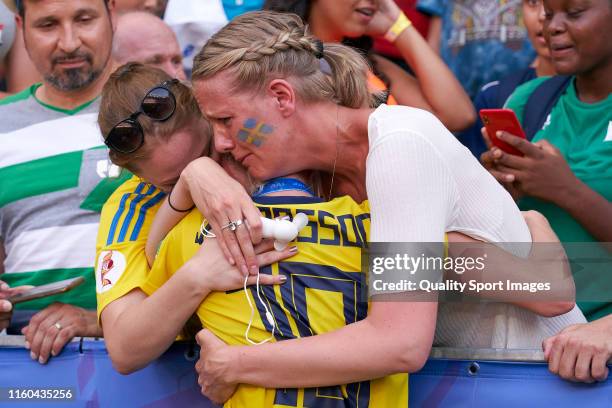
210,116,233,127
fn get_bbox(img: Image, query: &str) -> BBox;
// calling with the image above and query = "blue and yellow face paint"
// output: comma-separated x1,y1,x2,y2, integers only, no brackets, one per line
237,118,274,147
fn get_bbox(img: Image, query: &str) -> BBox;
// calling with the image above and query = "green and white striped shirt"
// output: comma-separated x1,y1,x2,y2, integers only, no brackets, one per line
0,84,128,310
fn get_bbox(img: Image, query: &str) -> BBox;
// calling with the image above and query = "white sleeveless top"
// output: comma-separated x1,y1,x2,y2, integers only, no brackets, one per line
366,104,585,348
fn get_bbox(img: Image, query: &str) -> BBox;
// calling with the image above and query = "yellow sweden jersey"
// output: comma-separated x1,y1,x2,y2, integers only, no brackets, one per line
144,195,409,408
94,176,166,322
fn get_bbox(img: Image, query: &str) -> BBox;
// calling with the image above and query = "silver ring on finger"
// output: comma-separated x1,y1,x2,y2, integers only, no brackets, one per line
54,322,62,330
221,219,244,232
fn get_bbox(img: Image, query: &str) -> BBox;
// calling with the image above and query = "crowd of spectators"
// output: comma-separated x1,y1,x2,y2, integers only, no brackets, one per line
0,0,610,403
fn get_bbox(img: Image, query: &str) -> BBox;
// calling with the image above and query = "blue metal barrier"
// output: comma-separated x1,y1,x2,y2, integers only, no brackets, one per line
0,339,209,407
410,357,611,407
1,338,610,407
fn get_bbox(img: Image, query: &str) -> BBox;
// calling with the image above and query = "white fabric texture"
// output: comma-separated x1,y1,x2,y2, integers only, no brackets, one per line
164,0,228,72
5,223,99,273
0,113,102,168
366,104,585,349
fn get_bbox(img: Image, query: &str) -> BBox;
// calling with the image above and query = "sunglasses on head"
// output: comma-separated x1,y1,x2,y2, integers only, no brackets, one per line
104,79,180,154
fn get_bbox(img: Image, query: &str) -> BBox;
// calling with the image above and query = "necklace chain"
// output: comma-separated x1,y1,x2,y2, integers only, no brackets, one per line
328,107,339,200
328,141,338,200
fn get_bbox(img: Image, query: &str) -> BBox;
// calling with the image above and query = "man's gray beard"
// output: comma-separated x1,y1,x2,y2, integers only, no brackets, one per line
45,67,102,92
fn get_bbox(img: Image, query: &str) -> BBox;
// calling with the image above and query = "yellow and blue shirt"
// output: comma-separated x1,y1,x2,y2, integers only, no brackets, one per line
94,176,166,322
144,195,410,408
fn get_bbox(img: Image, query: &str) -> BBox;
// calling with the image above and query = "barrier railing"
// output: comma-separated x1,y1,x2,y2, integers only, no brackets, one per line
1,336,610,407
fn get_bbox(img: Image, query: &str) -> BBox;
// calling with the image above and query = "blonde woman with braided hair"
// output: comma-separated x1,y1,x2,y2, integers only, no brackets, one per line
180,10,585,404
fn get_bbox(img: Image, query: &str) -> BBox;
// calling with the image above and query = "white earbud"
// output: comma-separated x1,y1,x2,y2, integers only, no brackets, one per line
260,212,309,251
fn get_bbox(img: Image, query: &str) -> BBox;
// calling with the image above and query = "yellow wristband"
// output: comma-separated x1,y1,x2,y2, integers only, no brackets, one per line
384,12,412,43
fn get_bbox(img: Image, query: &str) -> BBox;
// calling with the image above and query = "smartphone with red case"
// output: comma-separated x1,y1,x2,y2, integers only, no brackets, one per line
480,109,526,156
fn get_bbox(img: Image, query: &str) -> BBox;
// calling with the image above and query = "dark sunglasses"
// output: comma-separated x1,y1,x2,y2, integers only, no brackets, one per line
104,79,180,154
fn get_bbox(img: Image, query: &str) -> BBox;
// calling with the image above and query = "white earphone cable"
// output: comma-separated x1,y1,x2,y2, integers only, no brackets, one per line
244,272,276,345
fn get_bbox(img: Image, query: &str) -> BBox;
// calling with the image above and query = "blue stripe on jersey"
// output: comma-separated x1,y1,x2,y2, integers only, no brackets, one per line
355,213,371,248
275,378,369,406
280,263,365,338
106,182,146,246
130,191,166,241
117,184,156,243
346,381,371,407
253,284,295,341
254,262,368,341
303,386,346,406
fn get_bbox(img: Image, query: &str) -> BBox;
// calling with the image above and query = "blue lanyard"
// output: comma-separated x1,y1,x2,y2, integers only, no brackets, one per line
252,177,314,198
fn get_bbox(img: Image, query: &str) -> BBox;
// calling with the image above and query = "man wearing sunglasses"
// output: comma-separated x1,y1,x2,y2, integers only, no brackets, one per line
0,0,118,364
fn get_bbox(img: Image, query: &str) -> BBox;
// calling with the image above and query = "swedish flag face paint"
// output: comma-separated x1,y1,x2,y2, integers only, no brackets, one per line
237,118,274,147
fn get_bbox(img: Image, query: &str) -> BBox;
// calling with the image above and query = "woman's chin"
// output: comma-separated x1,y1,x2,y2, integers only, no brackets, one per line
552,59,579,76
342,23,368,39
246,167,268,183
249,167,285,184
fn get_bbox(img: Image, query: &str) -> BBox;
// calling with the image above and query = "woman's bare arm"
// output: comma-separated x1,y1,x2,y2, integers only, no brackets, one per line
197,300,437,389
370,1,474,131
102,239,291,374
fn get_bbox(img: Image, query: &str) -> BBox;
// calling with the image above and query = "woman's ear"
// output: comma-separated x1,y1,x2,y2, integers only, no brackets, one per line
268,79,296,117
106,0,118,33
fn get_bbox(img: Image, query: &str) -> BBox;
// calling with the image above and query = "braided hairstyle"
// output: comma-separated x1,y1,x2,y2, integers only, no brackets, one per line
192,11,373,109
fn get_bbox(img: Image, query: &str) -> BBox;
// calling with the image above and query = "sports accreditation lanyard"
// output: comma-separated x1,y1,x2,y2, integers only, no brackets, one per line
252,177,314,198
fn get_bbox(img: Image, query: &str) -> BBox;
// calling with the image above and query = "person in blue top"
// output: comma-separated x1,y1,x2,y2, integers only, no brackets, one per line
417,0,536,99
457,0,556,158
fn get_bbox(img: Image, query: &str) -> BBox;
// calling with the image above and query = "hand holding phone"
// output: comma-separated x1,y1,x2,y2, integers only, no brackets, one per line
480,109,526,156
1,280,33,303
7,277,84,305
